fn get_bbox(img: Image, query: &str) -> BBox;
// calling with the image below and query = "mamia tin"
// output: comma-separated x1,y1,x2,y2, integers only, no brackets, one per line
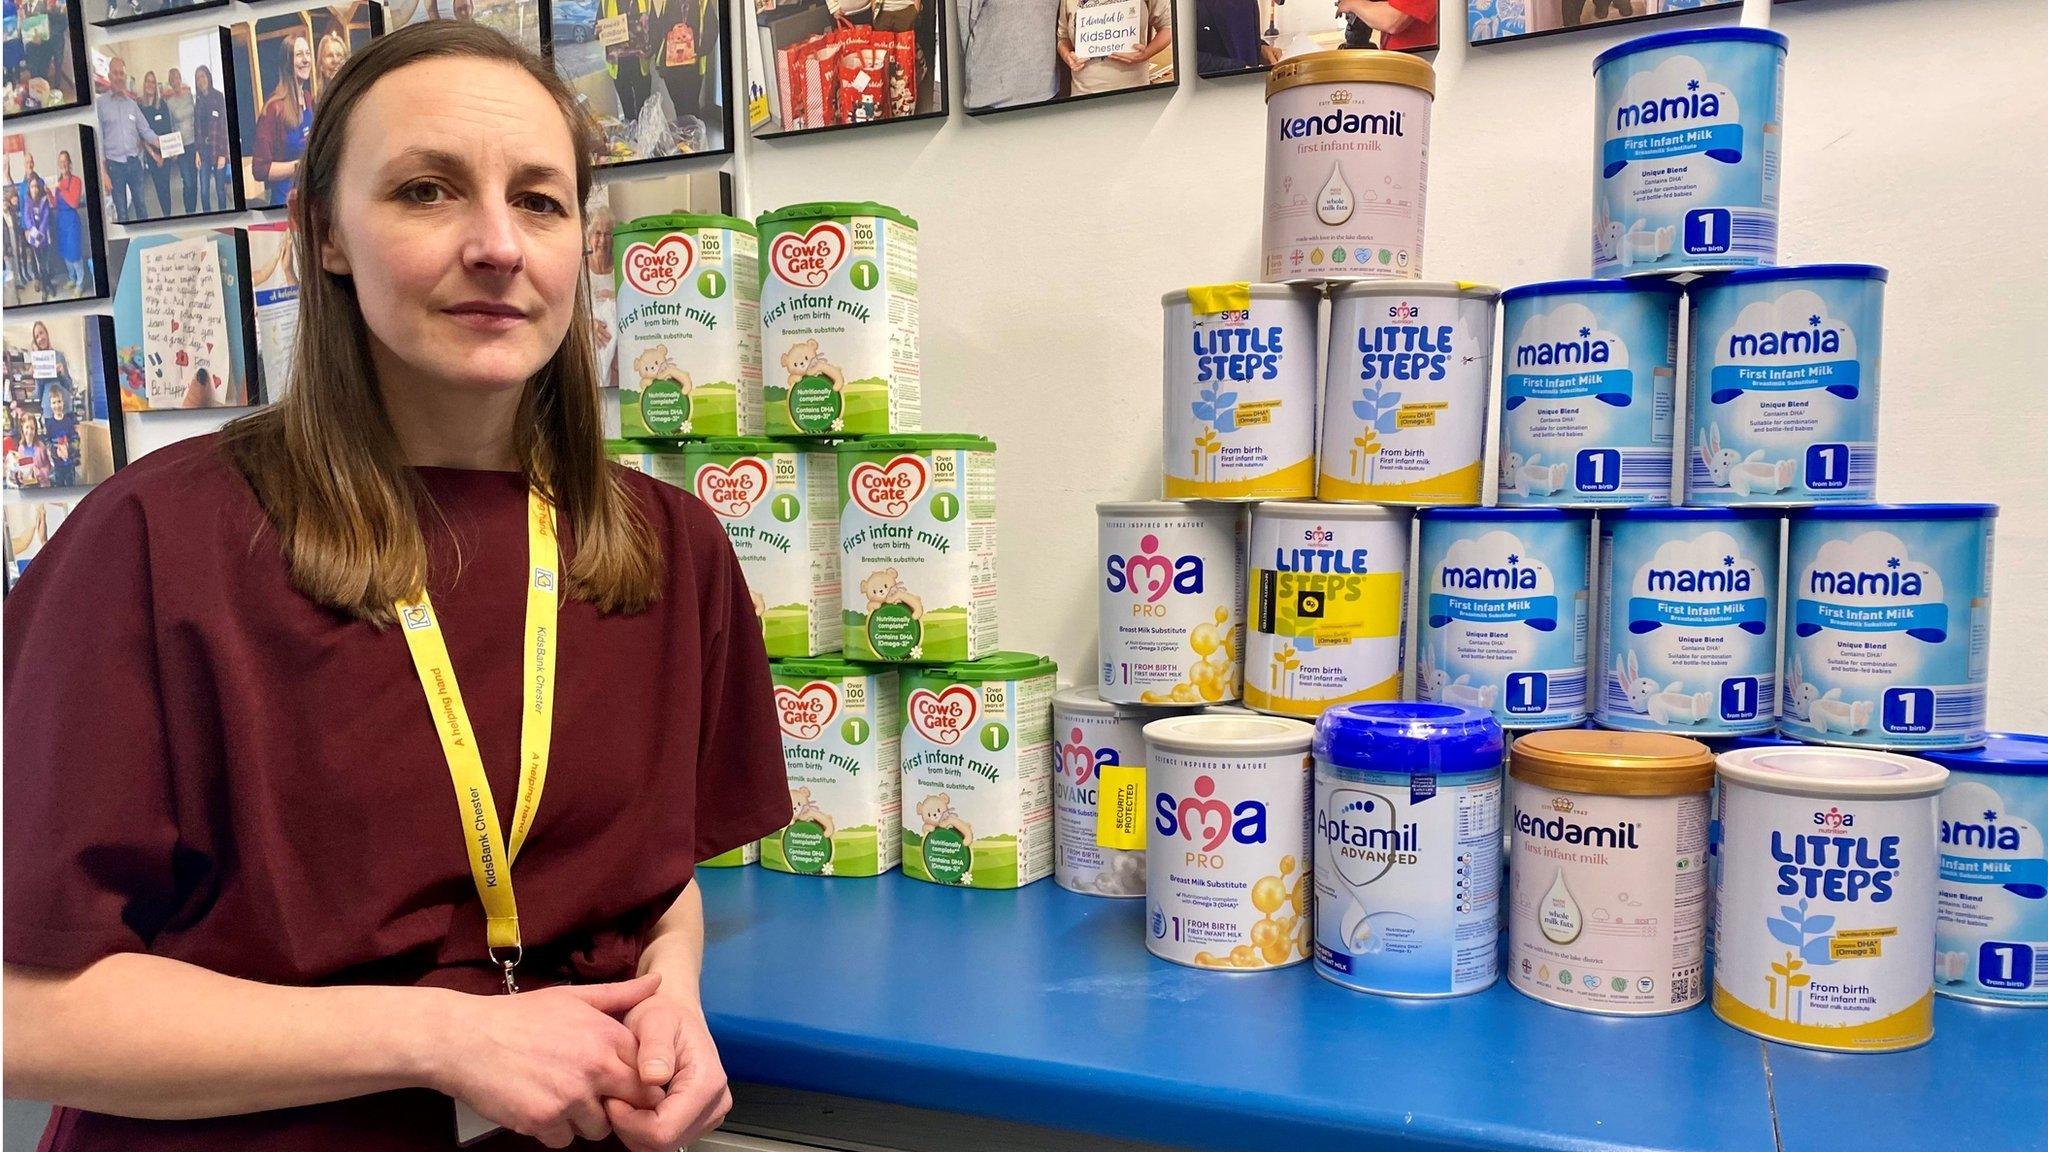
1688,265,1888,506
1313,703,1504,997
1592,28,1787,278
1507,730,1714,1015
764,658,902,877
1782,505,1997,750
1714,745,1947,1050
1246,502,1409,718
1597,508,1780,737
1262,51,1434,283
1318,282,1498,505
1162,284,1319,500
1052,687,1197,898
758,201,919,437
1097,502,1246,707
900,653,1056,889
1416,509,1592,729
1145,714,1315,970
839,436,998,664
685,439,841,658
1498,279,1681,507
1928,735,2048,1007
605,439,690,489
614,215,762,438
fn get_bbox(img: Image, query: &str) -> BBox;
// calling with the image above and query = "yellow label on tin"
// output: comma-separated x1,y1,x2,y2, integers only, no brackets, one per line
1096,764,1146,850
1186,283,1253,315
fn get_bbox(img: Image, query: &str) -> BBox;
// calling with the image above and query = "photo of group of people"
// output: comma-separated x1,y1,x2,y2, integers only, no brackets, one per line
959,0,1177,113
5,0,89,116
3,316,122,495
231,3,378,209
1192,0,1435,77
552,0,731,166
388,0,543,54
108,226,256,411
91,26,238,224
4,123,105,309
747,0,946,137
1468,0,1730,45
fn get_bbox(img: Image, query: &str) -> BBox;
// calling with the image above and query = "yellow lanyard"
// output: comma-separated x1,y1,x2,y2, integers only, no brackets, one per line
395,488,559,994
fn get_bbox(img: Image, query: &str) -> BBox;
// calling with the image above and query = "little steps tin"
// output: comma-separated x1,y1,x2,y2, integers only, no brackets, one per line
1245,502,1409,719
1162,284,1320,500
1927,734,2048,1006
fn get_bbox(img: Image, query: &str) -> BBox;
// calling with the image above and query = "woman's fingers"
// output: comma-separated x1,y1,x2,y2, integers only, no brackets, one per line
561,972,663,1018
627,1001,680,1086
567,1095,613,1143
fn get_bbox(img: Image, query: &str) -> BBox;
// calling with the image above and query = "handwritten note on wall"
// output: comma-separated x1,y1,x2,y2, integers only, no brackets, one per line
140,236,231,409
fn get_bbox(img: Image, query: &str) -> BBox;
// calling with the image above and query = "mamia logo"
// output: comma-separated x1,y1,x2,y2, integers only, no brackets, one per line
1795,531,1947,643
1603,60,1741,176
1104,533,1205,603
1708,292,1861,404
847,454,930,518
1058,727,1113,786
1504,304,1633,410
770,222,848,288
907,685,977,746
693,459,769,518
1938,780,2047,898
1428,530,1559,631
1629,532,1768,634
773,682,840,740
1153,774,1268,852
1814,807,1854,832
621,234,695,296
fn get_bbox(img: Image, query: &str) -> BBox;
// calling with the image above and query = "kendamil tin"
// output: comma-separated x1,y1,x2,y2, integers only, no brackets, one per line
1927,735,2048,1007
1714,745,1947,1051
1318,282,1499,505
1597,508,1781,737
1593,28,1787,278
1688,265,1888,505
1783,505,1997,750
1162,284,1320,501
1313,703,1505,997
1498,279,1681,507
1416,509,1593,729
1262,51,1434,283
1051,687,1198,898
1097,502,1246,707
1245,502,1409,718
614,214,762,438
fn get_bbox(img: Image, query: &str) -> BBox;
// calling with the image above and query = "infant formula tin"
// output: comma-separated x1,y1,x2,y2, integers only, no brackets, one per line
1498,279,1681,507
1161,284,1320,500
1318,281,1499,505
764,658,902,877
1144,713,1315,970
700,843,758,867
1688,265,1888,506
1262,51,1434,283
1927,735,2048,1007
1597,508,1780,737
1097,502,1246,707
613,214,763,439
1782,505,1997,750
1706,731,1800,957
838,436,998,664
758,201,919,437
1245,502,1409,718
1507,729,1714,1015
1313,703,1504,996
1052,687,1198,898
605,439,690,489
685,438,841,658
1714,745,1947,1051
1592,28,1787,278
1415,509,1593,730
900,652,1056,889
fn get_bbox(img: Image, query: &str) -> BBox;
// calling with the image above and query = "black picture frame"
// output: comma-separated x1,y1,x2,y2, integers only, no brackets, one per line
4,121,111,310
92,23,246,226
231,2,386,211
3,312,126,492
106,225,263,413
544,0,736,169
1467,0,1741,48
746,0,950,141
5,0,94,118
960,0,1180,118
86,0,231,31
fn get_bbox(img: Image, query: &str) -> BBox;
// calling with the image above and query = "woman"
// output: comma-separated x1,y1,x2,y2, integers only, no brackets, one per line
3,21,787,1152
51,149,86,292
138,71,177,217
20,173,58,299
2,183,22,305
8,409,50,487
253,29,316,204
165,67,199,215
318,26,353,89
192,64,233,213
29,318,74,423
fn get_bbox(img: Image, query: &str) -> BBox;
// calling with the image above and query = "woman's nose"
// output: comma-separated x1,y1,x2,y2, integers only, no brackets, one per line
462,201,526,275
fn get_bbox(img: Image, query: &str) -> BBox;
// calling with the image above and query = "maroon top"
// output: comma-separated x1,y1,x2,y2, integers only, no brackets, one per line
3,434,791,1151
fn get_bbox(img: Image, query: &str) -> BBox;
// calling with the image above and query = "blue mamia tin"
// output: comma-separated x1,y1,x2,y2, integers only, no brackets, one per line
1782,505,1997,750
1499,279,1682,506
1416,509,1592,730
1929,734,2048,1006
1688,265,1888,506
1593,28,1788,278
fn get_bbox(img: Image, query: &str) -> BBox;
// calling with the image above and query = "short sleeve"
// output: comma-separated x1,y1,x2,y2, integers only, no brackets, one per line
684,502,791,863
1386,0,1438,27
3,485,184,970
1149,0,1172,33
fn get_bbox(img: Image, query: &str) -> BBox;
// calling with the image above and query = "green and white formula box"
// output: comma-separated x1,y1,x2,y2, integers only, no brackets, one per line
699,842,758,867
763,657,902,877
614,214,762,439
683,438,841,658
605,439,691,490
757,201,920,437
900,652,1056,889
838,435,998,664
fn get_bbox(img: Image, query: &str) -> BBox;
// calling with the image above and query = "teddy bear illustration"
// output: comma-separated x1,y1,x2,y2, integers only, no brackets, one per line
789,786,836,837
916,793,972,843
632,344,691,396
779,339,844,390
859,567,924,620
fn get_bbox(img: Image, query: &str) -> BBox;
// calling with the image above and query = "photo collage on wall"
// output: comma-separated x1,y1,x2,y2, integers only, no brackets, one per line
91,23,240,224
959,0,1177,113
6,0,92,116
4,121,107,307
746,0,946,136
232,2,382,209
87,0,225,29
3,313,123,590
107,227,257,412
1469,0,1736,46
386,0,543,54
550,0,732,165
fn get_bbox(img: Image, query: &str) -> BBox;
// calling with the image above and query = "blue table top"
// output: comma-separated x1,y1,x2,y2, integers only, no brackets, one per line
696,869,2047,1152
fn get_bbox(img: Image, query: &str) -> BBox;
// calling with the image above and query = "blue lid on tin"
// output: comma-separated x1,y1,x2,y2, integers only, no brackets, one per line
1593,26,1789,72
1602,506,1782,525
1500,277,1684,304
1314,702,1504,776
1698,264,1890,290
1788,503,1999,522
1416,507,1594,523
1924,734,2048,779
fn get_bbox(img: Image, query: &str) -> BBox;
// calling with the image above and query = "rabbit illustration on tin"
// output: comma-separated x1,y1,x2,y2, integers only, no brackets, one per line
1784,655,1872,734
1510,452,1570,497
1419,645,1498,711
1614,651,1712,726
1698,424,1796,497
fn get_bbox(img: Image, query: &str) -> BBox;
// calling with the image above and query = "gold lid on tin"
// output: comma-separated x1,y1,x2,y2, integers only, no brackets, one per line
1510,729,1714,797
1265,50,1437,100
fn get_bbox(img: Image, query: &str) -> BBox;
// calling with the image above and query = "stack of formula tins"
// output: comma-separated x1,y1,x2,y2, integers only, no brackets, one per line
605,203,1058,889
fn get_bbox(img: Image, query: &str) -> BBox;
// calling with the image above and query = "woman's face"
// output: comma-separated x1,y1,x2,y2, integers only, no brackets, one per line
195,66,212,95
292,35,313,83
31,323,50,350
57,151,71,177
143,72,158,101
319,36,347,81
319,58,583,400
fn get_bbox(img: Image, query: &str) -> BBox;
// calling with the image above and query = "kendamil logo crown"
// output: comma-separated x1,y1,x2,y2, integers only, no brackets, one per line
1330,89,1353,106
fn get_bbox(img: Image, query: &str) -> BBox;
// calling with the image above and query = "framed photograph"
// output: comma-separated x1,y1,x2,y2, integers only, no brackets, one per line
5,0,91,117
386,0,543,55
4,314,123,492
247,220,299,399
86,0,229,30
960,0,1178,113
549,0,733,166
747,0,946,138
3,493,80,591
232,3,383,210
1469,0,1734,46
4,122,108,308
92,25,242,224
1193,0,1435,78
108,227,259,412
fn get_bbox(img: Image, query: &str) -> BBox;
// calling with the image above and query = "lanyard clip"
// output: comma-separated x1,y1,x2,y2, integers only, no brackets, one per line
491,944,524,995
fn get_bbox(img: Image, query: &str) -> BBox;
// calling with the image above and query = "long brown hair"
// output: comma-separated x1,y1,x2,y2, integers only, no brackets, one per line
224,21,659,624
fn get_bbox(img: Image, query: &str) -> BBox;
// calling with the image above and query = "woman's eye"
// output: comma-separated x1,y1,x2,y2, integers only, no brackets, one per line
402,181,447,205
518,193,568,216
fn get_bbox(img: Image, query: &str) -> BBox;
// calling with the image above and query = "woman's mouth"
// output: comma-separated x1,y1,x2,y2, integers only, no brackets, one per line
443,301,529,332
